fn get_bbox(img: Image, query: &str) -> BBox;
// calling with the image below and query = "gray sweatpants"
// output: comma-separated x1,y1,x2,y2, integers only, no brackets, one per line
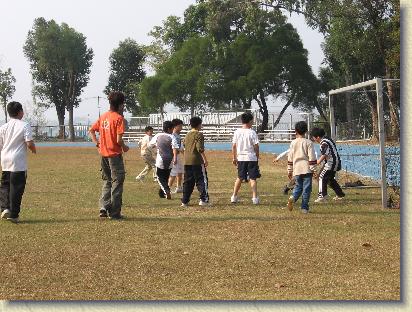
100,155,125,217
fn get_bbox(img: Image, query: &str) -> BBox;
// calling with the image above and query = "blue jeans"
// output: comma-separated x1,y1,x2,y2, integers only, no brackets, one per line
292,173,313,210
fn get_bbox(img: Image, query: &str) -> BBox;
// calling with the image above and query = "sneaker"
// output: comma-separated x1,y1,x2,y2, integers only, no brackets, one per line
181,203,188,207
230,195,239,203
135,176,144,182
175,187,183,194
7,217,19,223
314,196,327,203
199,200,209,206
287,196,294,211
166,192,172,200
99,209,108,218
252,197,260,205
301,209,309,214
333,196,344,201
1,209,10,219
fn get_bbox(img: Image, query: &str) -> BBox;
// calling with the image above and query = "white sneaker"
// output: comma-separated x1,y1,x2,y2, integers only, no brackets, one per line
314,196,327,203
175,187,183,193
1,209,10,219
199,200,209,206
7,217,19,223
135,176,144,182
181,203,188,207
230,195,239,203
333,196,344,201
252,197,260,205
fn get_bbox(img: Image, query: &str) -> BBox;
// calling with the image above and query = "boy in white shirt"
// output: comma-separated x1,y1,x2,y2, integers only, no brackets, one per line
169,119,184,193
136,126,156,182
0,102,36,223
231,112,260,205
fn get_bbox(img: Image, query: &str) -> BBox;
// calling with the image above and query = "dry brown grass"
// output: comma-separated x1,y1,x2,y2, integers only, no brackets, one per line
0,147,400,300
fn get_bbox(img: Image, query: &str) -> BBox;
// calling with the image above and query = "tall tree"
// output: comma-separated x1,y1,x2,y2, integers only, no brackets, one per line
105,38,146,115
24,18,93,140
0,68,16,122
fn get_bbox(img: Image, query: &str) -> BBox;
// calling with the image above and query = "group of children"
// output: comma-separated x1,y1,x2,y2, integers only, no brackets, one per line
0,91,345,223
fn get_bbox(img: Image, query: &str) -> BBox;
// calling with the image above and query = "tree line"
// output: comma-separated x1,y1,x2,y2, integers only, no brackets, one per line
0,0,399,141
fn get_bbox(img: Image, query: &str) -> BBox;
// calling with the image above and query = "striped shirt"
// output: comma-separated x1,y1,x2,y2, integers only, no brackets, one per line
319,136,341,171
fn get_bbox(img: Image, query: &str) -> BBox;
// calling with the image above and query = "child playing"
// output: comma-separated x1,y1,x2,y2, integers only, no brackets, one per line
231,112,260,205
287,121,317,213
89,91,129,219
181,117,209,207
0,102,36,223
169,119,184,193
310,127,345,202
149,121,174,199
135,126,157,182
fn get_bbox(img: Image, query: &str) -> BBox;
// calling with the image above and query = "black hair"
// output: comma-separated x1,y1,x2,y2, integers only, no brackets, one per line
190,116,202,129
171,118,183,127
144,126,154,132
163,121,174,133
241,112,254,124
295,121,308,135
310,127,326,138
7,101,23,118
108,91,125,111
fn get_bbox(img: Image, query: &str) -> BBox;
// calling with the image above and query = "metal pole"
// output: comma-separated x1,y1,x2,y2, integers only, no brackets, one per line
97,96,101,118
329,94,336,140
289,114,293,140
376,78,388,208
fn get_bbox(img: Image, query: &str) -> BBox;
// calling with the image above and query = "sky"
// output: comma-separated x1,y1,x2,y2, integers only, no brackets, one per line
0,0,325,124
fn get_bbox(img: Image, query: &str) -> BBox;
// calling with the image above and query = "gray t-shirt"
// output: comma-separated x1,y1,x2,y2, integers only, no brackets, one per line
149,132,174,169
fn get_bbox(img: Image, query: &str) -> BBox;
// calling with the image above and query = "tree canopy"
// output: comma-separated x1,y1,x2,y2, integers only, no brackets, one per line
0,67,16,122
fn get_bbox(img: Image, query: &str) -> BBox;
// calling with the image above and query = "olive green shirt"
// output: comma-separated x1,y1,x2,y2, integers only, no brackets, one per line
184,129,205,165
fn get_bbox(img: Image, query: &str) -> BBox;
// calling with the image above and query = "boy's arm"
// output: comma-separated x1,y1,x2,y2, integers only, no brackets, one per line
173,148,178,165
254,143,259,160
308,142,317,173
200,151,208,168
232,143,237,165
89,128,99,147
274,149,289,163
26,141,36,154
317,154,327,165
287,145,293,179
117,133,129,152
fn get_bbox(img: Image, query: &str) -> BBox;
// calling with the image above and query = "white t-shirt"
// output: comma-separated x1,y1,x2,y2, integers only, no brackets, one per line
232,128,259,161
149,132,174,169
0,119,33,171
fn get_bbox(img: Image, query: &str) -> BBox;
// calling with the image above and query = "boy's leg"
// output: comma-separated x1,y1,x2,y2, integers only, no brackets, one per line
328,172,345,197
292,175,303,201
99,157,112,214
0,171,11,213
301,173,313,211
9,171,27,219
108,155,125,217
233,178,242,196
157,167,172,198
194,164,209,203
317,168,329,198
247,161,261,199
249,179,258,199
168,174,176,189
176,173,183,189
182,165,195,204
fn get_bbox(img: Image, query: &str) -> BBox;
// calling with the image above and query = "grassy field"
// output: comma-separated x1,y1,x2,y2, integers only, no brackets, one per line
0,147,400,300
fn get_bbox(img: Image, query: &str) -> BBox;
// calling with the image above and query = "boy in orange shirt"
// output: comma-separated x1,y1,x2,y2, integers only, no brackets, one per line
89,91,129,219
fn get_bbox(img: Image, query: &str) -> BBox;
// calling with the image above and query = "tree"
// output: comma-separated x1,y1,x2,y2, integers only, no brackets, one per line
24,18,93,140
105,38,146,115
0,68,16,122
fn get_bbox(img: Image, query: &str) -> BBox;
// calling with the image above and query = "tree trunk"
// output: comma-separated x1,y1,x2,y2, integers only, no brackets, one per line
255,90,268,133
3,101,7,123
68,104,75,142
273,93,296,129
385,76,400,140
190,103,195,118
56,106,65,139
364,89,379,141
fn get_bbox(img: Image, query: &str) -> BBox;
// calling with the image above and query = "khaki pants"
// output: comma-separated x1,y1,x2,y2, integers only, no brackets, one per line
137,154,156,179
100,155,125,217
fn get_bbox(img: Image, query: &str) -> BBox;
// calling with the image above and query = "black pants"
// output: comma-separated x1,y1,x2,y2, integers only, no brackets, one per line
0,171,27,218
156,167,172,197
318,169,345,198
182,165,209,204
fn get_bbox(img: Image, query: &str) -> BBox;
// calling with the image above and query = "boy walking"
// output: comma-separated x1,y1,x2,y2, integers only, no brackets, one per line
0,102,36,223
310,127,345,202
287,121,317,213
231,112,260,205
136,126,157,182
89,91,129,219
169,119,184,193
181,117,209,207
149,121,174,199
